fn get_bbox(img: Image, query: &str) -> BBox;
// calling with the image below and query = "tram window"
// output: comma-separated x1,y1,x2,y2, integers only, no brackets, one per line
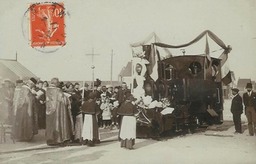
165,64,174,80
189,62,202,75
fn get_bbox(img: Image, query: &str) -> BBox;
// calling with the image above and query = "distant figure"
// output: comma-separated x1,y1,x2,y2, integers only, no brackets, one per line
42,81,49,91
71,83,82,130
45,78,74,146
116,82,129,106
106,85,114,99
35,80,46,129
13,78,38,141
100,97,112,129
2,79,14,124
243,83,256,136
12,80,23,124
116,82,129,128
230,88,243,134
81,92,100,146
82,83,91,102
117,93,138,149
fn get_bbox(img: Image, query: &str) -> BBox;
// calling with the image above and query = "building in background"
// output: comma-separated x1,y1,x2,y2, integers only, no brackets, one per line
237,78,255,92
0,59,37,82
118,61,132,89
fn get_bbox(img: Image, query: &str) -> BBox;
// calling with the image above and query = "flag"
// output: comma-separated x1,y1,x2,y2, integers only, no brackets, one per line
222,71,232,85
221,61,232,85
204,35,211,68
143,44,158,81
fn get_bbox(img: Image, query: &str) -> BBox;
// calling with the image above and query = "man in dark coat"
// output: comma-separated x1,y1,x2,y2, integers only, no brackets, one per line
35,80,46,129
116,82,130,128
71,83,82,127
230,88,243,133
243,83,256,136
116,82,129,106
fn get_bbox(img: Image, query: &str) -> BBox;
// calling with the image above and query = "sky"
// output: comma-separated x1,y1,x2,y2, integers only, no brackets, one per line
0,0,256,82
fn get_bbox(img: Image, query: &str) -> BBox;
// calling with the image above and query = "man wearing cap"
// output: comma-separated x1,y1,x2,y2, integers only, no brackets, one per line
243,83,256,136
45,78,74,145
231,88,243,133
13,78,38,141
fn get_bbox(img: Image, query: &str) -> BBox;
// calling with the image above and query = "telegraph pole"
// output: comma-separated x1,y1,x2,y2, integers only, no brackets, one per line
110,49,114,85
86,48,100,91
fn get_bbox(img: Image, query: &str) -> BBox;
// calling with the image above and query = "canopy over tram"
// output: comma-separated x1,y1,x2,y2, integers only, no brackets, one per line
129,30,233,87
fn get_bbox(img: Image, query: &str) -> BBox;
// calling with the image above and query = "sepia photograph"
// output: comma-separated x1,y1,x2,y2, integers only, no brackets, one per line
0,0,256,163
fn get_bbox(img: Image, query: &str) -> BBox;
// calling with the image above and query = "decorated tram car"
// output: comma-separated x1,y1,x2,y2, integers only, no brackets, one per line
134,31,232,138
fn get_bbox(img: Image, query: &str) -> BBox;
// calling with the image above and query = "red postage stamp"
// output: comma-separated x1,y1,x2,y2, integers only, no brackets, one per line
29,3,66,48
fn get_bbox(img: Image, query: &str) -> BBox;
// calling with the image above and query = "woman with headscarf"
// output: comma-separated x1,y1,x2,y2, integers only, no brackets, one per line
81,92,101,146
117,92,138,149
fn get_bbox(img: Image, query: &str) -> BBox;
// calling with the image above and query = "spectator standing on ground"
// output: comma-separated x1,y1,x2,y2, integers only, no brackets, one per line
230,88,243,134
243,83,256,136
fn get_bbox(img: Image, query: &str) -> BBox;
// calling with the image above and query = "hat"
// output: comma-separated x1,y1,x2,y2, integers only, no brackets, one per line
65,82,72,88
29,77,37,84
16,79,23,84
246,83,253,89
231,88,239,93
84,83,89,87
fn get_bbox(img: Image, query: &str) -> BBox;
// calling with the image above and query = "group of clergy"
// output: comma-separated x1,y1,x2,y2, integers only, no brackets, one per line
0,77,138,149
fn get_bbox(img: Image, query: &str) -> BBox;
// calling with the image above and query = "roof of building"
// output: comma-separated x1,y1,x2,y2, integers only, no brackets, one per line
237,78,252,90
0,59,37,82
119,61,132,77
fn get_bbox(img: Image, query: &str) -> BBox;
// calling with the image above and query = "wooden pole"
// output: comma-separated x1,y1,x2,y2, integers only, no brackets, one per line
110,49,114,86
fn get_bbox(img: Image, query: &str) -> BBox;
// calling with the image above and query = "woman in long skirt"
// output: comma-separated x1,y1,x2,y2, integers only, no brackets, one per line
117,93,137,149
81,92,100,146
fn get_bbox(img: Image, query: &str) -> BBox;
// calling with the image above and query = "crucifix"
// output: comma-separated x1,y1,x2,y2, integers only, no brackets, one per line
86,48,100,91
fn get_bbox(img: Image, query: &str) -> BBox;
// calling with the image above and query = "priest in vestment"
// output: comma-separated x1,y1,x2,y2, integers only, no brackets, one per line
45,78,74,146
13,78,38,141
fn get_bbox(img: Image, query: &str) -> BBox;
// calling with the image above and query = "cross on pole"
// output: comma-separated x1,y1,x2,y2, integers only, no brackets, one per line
86,48,100,91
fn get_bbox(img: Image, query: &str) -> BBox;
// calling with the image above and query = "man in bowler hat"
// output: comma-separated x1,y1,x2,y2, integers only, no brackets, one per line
243,83,256,136
231,88,243,133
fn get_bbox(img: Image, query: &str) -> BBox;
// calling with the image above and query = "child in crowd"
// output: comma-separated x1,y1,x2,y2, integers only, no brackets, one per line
100,96,112,129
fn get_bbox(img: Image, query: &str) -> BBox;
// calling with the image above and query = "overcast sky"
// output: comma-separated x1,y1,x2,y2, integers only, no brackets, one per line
0,0,256,82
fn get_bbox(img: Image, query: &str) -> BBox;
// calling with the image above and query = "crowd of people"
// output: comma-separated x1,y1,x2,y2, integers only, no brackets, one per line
1,76,256,150
0,77,137,149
